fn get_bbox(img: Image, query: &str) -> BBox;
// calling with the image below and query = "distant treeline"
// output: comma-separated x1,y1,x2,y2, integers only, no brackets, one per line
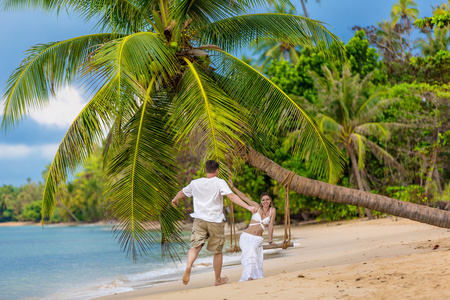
0,150,105,223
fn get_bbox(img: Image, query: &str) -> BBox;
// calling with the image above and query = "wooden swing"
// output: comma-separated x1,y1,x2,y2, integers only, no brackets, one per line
226,171,295,252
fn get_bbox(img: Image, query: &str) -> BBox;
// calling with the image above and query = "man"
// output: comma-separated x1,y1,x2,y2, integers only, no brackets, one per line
171,160,258,286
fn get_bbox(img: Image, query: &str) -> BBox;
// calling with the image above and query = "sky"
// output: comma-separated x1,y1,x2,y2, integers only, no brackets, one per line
0,0,437,186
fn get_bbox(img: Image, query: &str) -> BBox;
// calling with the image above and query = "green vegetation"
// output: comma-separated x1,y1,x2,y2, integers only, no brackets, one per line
0,149,105,223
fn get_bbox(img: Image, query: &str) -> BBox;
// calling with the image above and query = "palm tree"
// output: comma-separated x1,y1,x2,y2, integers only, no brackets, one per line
390,0,419,57
415,3,450,56
415,28,449,56
311,65,406,184
307,65,406,218
1,0,449,260
1,0,345,258
252,2,301,70
432,1,450,15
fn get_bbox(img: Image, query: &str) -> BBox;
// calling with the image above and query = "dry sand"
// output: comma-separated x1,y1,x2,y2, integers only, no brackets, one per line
0,221,38,226
94,217,450,300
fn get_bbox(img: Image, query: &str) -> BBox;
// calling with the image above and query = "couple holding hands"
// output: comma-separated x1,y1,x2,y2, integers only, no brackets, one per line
171,160,277,286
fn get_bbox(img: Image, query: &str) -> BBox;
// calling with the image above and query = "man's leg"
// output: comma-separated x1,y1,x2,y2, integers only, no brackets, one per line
183,245,202,285
207,221,228,286
213,252,228,286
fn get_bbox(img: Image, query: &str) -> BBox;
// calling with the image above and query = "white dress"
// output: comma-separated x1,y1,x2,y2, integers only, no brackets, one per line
239,208,271,282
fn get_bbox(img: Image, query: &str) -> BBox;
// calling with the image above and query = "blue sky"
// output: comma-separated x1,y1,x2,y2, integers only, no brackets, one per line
0,0,437,186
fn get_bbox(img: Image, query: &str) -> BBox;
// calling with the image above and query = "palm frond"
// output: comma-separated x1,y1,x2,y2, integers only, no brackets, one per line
355,94,398,125
355,122,390,141
197,13,344,57
210,50,346,183
71,0,156,33
168,58,250,167
309,66,349,120
85,31,178,88
1,0,156,33
172,0,241,24
317,114,341,133
159,202,188,262
172,0,284,24
86,32,175,167
41,77,120,222
1,0,63,10
289,47,300,64
104,99,182,260
361,136,407,175
350,133,367,171
1,33,119,131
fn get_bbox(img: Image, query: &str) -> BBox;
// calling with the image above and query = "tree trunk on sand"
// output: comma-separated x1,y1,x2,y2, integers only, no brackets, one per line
347,146,375,219
240,147,450,229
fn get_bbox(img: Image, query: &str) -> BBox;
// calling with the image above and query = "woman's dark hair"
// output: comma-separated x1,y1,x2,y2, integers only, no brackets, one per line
259,192,273,208
205,160,219,173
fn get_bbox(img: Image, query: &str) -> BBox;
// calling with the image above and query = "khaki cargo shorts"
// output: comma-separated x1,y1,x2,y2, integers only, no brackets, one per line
191,219,225,253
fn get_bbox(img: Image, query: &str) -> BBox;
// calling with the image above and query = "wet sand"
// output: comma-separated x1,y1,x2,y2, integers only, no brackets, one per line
94,217,450,300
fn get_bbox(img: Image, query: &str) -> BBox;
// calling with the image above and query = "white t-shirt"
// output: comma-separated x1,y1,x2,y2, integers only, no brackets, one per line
182,177,233,223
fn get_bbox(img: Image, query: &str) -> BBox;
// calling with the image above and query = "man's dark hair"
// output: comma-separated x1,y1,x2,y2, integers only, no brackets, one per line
205,160,219,173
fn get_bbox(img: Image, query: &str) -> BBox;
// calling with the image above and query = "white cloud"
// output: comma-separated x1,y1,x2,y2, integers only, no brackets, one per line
29,86,87,128
0,143,59,159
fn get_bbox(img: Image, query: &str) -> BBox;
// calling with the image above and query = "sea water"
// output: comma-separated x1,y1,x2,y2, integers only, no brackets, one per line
0,224,246,300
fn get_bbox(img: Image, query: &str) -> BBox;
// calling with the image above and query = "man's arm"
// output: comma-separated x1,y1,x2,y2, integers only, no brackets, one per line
226,193,259,214
231,186,260,208
171,190,186,206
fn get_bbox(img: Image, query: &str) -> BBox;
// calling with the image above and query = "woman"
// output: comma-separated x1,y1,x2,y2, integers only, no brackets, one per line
231,186,277,282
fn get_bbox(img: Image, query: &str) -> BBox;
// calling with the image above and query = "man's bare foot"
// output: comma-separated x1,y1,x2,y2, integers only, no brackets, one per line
215,276,229,286
183,268,191,285
248,277,253,280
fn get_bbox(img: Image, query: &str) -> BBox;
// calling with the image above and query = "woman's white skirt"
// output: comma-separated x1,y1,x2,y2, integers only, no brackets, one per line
239,232,264,282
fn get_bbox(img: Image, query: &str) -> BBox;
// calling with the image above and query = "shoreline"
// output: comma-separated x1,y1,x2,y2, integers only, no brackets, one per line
0,221,110,227
94,217,450,300
0,221,41,227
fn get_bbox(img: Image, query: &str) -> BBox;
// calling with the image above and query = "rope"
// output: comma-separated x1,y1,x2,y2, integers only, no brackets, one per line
280,171,295,249
227,161,240,253
228,201,240,252
236,143,248,162
225,155,295,251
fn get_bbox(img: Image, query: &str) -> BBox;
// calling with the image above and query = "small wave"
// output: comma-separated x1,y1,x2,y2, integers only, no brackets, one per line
46,247,283,300
42,280,134,300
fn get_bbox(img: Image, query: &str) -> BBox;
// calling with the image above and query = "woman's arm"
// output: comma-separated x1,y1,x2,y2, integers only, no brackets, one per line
226,193,258,214
268,208,277,245
231,186,260,208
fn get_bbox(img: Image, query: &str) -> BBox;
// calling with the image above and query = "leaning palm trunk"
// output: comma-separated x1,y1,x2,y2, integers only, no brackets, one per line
241,146,450,229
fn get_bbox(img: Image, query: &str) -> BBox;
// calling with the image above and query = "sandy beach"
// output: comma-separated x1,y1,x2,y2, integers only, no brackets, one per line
93,217,449,300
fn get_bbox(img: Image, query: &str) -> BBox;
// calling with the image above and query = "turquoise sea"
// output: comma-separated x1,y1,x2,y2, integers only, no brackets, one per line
0,225,246,300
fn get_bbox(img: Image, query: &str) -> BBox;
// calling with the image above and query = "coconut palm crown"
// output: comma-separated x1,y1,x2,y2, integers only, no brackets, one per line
252,2,301,70
309,65,406,192
1,0,346,260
